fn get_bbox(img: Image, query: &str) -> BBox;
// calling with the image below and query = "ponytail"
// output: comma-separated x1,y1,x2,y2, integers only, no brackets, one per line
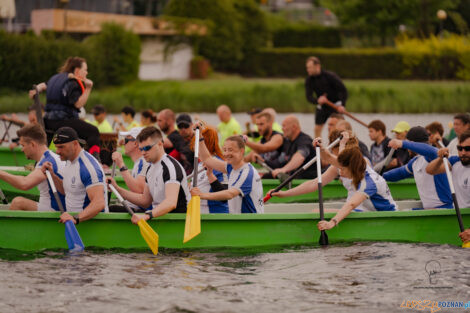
337,147,366,189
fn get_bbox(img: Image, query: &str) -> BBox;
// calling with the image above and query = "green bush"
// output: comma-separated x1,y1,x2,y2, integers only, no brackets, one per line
272,24,341,48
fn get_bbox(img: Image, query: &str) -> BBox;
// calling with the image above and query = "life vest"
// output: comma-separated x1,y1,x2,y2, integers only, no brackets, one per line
44,73,83,120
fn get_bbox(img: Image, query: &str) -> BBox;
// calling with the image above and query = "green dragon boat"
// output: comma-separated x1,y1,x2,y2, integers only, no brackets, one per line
0,203,467,251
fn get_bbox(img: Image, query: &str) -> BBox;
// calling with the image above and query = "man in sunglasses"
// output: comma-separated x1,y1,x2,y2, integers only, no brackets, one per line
426,130,470,209
110,127,150,212
108,126,190,223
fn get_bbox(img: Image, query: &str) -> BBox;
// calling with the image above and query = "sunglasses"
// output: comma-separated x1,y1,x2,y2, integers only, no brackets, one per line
139,142,157,152
124,138,136,145
178,123,190,129
457,145,470,152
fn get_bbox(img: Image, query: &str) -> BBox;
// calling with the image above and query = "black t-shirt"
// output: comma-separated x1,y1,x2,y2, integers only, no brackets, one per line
270,132,317,178
166,130,194,174
260,130,284,164
305,70,348,106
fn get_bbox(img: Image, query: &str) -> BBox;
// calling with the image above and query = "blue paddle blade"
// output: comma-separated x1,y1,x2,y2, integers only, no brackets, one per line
64,220,85,252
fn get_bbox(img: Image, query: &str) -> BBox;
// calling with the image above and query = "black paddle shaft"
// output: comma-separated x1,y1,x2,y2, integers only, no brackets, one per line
192,128,200,188
108,183,135,215
316,146,328,246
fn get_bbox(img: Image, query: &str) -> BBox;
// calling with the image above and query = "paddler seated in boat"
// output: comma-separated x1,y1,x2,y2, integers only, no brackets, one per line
107,126,191,223
189,125,229,213
0,124,66,211
335,120,371,162
190,131,264,214
1,105,43,149
41,127,108,225
426,130,470,209
243,112,284,168
109,127,151,213
384,126,453,209
268,131,396,215
266,115,317,179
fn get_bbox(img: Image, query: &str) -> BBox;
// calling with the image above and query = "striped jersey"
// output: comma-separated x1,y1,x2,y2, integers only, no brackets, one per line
448,156,470,209
193,160,229,213
63,150,108,212
145,154,190,212
226,163,264,214
36,150,66,211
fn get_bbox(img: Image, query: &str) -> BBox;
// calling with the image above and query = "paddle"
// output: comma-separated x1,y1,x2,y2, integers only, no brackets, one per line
438,140,470,248
0,187,8,204
264,136,342,203
324,98,368,128
373,148,396,174
45,170,84,252
187,166,205,180
0,119,13,143
32,85,45,130
316,146,328,246
255,156,289,186
184,127,201,243
108,183,159,254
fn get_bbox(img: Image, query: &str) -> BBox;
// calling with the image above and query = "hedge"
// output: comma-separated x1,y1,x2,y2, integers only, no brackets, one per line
272,24,341,48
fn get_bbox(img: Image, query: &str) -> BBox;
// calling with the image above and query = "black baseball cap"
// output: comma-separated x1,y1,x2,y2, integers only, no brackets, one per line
406,126,429,143
247,107,262,115
176,113,192,128
53,127,86,145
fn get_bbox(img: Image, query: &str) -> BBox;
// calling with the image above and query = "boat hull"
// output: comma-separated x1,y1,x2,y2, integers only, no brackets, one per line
0,208,468,252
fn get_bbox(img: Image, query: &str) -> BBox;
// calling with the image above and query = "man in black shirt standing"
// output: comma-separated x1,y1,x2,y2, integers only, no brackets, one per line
305,56,348,138
270,115,317,179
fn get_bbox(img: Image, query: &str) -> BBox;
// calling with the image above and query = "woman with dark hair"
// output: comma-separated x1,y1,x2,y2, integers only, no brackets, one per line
189,126,229,213
29,56,101,160
140,109,157,127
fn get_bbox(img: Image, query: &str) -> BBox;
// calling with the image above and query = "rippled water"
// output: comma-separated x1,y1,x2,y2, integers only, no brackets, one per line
0,242,468,313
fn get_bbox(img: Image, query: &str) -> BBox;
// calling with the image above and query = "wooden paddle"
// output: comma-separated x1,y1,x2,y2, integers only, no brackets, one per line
323,98,368,128
264,136,342,203
315,146,328,246
0,187,8,204
184,127,201,243
438,140,470,248
108,183,159,254
45,170,85,252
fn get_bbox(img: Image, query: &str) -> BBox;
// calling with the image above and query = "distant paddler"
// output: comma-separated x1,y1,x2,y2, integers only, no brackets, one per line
268,131,396,221
0,124,65,211
29,56,102,161
41,127,108,225
107,126,191,224
190,128,264,214
109,127,150,213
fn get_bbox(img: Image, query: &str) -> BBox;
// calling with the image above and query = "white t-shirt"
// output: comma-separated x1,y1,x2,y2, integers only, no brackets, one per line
36,150,66,211
127,156,150,211
192,161,229,214
449,156,470,209
448,137,459,156
63,150,108,212
226,163,264,214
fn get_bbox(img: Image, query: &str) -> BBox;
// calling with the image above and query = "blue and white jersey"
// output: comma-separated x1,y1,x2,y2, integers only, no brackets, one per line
127,156,151,211
63,150,108,212
226,163,264,214
384,141,452,209
193,160,229,213
449,156,470,208
340,165,396,212
36,150,66,211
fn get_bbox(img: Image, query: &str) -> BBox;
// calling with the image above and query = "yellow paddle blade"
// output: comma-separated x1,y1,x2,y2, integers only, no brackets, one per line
137,219,159,255
183,196,201,243
463,241,470,249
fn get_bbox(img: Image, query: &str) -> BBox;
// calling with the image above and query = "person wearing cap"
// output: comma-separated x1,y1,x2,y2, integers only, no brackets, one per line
447,113,470,156
114,106,141,132
0,124,66,211
176,113,194,143
305,56,347,138
426,130,470,209
29,57,102,161
157,109,194,174
384,126,452,209
390,121,411,168
425,121,449,148
216,105,241,144
88,105,113,133
42,127,108,225
108,126,191,223
110,127,150,212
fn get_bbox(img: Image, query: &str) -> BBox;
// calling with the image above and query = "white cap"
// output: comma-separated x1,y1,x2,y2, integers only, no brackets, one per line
119,127,144,139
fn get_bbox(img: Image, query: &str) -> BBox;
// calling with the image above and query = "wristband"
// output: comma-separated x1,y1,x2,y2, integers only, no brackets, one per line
73,215,80,225
119,166,128,172
145,210,153,220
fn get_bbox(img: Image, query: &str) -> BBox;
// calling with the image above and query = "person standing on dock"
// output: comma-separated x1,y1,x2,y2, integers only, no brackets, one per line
426,130,470,209
108,126,190,223
42,127,108,225
305,56,347,138
0,124,65,211
191,132,264,214
29,57,102,162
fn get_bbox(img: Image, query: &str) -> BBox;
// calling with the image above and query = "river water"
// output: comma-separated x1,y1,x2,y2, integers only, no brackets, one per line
0,242,468,313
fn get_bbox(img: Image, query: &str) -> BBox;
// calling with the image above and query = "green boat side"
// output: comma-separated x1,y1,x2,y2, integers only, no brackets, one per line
0,208,468,252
